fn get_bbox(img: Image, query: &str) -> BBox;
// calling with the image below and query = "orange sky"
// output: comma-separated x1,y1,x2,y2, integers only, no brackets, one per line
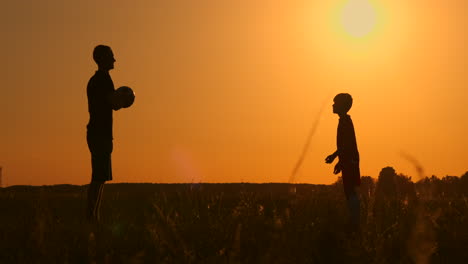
1,0,467,186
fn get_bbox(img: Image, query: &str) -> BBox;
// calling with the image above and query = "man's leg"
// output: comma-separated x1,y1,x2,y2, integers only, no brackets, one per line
87,180,104,222
87,144,111,223
93,152,110,222
95,182,105,222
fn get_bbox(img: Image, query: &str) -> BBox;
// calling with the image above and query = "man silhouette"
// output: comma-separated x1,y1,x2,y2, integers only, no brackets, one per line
86,45,123,223
325,93,361,231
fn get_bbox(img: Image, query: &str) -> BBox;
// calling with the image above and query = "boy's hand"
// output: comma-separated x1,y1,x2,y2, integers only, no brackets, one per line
325,153,337,164
334,162,342,175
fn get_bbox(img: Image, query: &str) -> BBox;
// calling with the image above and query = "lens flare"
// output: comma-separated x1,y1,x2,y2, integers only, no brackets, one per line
171,146,202,183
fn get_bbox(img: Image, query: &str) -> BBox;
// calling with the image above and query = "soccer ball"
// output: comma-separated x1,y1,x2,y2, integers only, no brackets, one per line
116,86,135,108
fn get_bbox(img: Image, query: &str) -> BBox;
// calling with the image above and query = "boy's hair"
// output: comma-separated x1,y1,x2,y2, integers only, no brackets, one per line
334,93,353,113
93,45,111,65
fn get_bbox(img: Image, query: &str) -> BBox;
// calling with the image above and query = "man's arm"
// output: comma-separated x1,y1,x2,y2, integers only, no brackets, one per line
108,91,123,111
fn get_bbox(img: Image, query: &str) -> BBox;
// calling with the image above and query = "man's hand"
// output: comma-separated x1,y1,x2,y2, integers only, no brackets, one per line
325,153,337,164
333,162,342,175
110,91,124,111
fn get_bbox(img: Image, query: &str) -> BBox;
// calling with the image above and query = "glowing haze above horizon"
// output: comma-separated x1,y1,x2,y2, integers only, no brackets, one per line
2,0,467,186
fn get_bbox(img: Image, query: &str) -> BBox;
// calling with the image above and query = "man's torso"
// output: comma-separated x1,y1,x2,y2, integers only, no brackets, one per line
87,70,114,140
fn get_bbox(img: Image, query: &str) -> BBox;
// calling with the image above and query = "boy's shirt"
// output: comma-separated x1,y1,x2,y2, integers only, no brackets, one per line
337,114,359,167
87,70,115,140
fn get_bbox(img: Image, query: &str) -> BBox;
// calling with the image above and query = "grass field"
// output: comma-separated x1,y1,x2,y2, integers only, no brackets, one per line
0,171,467,263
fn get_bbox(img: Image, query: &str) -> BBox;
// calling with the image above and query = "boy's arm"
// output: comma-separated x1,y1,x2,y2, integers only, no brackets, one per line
334,161,342,174
325,150,339,164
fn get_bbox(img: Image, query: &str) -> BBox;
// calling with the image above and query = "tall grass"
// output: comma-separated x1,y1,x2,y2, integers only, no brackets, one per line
0,178,467,263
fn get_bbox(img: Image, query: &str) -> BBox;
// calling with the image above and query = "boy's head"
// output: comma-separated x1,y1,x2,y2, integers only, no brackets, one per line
333,93,353,115
93,45,115,71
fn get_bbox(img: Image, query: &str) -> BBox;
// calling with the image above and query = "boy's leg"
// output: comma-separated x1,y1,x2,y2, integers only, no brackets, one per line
343,175,360,231
347,187,360,229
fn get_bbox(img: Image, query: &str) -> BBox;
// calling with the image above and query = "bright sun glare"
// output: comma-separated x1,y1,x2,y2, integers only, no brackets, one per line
341,0,377,38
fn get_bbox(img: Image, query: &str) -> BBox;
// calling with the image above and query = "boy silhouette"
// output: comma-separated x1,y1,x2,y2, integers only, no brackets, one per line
325,93,361,230
86,45,124,223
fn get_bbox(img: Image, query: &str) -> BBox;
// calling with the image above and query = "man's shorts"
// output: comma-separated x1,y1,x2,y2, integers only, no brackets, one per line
87,135,113,182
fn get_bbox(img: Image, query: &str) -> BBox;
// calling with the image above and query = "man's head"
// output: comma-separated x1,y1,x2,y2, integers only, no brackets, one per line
93,45,115,71
333,93,353,115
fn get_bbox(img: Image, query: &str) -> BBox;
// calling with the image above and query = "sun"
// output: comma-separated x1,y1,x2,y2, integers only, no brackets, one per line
341,0,377,38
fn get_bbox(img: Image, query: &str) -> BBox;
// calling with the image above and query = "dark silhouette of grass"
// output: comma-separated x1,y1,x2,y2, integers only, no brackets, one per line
289,98,329,184
0,173,467,263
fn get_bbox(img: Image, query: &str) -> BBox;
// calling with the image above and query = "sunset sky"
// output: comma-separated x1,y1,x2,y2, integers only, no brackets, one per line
2,0,467,186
